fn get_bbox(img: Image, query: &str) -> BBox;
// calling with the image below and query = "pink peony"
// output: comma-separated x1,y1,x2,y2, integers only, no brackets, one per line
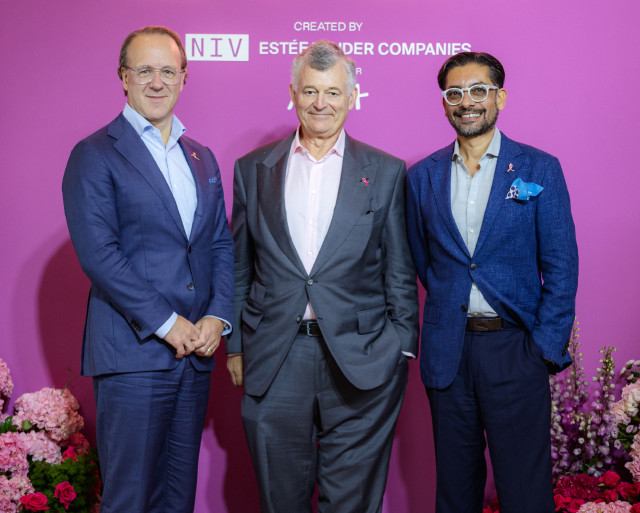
0,432,29,476
18,431,62,465
13,387,84,442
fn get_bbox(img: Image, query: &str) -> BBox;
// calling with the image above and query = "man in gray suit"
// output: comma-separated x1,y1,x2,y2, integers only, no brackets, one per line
226,40,418,513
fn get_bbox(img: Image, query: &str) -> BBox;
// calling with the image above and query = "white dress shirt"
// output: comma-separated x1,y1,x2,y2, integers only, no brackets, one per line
450,128,502,317
284,129,345,320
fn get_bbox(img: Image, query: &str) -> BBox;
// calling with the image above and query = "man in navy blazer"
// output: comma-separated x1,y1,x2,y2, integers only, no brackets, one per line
62,26,233,513
406,52,578,513
227,41,418,512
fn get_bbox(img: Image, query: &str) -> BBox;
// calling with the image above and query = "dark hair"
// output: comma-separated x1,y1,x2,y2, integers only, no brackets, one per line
437,52,505,90
291,40,356,93
117,26,188,88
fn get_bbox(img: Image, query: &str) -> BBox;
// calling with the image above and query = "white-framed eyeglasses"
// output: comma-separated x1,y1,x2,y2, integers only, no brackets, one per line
442,85,499,106
126,66,185,86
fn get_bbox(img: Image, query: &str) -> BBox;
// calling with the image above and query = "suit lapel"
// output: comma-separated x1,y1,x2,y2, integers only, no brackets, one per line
310,135,375,275
258,136,307,275
109,115,187,240
179,138,206,242
474,133,524,254
429,144,470,257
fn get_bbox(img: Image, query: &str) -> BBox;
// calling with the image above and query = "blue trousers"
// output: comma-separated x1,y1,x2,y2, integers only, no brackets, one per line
242,333,408,513
427,325,554,513
94,359,210,513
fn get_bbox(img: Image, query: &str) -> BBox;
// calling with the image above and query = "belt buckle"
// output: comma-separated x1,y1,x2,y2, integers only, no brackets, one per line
305,322,314,336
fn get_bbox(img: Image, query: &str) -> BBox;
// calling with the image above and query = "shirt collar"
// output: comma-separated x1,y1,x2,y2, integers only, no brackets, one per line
122,103,186,144
452,128,502,162
292,127,346,162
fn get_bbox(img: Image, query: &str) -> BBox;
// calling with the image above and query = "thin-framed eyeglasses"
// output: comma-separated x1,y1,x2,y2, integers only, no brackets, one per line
442,84,499,106
126,66,185,86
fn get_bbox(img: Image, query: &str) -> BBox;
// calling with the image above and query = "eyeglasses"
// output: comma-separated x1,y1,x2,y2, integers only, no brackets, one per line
126,66,185,86
442,85,499,106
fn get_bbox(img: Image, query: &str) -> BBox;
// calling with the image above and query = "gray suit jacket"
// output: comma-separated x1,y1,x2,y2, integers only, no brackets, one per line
228,132,419,396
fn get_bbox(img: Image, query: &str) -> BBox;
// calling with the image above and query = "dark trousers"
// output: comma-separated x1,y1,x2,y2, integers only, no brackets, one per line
94,359,210,513
242,333,408,513
427,325,554,513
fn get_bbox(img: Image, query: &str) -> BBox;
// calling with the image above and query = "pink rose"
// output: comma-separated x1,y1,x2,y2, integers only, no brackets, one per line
54,481,76,510
600,471,621,488
62,446,77,461
20,492,50,511
555,493,572,510
616,482,640,500
568,498,586,513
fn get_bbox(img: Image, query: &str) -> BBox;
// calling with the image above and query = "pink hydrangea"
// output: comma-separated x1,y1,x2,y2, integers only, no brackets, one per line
621,382,640,418
0,359,14,413
18,431,62,465
578,500,633,512
13,387,84,442
0,474,34,513
0,432,29,476
626,455,640,484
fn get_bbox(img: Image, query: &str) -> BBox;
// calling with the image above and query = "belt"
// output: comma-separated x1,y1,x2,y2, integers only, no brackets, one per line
298,320,322,337
466,316,504,332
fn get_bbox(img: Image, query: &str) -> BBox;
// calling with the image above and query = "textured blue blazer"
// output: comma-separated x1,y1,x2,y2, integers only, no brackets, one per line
62,114,234,376
406,133,578,389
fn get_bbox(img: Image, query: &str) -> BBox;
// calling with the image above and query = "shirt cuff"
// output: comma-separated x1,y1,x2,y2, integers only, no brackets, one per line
205,315,232,336
155,312,178,339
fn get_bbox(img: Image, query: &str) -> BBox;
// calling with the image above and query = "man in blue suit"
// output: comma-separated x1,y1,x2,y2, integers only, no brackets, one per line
406,52,578,513
62,26,233,513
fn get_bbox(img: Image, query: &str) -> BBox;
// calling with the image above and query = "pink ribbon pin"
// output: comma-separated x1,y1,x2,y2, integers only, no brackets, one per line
361,177,370,187
506,163,514,173
191,152,200,161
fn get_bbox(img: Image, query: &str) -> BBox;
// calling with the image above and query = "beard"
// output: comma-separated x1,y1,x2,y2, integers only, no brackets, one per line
447,105,499,138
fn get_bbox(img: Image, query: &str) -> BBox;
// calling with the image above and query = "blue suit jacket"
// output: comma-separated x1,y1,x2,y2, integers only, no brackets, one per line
406,133,578,389
62,113,234,376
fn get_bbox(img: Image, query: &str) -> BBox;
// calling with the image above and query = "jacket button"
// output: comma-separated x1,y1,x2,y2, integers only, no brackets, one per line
470,263,477,270
461,305,468,312
187,282,195,290
296,315,302,323
307,279,314,285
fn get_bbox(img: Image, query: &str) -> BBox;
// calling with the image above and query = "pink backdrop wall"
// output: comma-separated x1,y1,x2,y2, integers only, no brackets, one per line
1,0,638,511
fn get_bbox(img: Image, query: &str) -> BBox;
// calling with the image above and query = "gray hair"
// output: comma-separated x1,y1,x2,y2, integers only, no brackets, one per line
291,40,356,93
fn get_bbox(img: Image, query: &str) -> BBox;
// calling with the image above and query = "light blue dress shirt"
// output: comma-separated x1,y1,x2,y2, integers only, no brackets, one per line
450,128,502,317
123,104,230,339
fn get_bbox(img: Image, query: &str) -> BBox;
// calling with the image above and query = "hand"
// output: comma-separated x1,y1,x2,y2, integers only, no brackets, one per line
164,316,200,358
227,354,244,387
193,317,224,357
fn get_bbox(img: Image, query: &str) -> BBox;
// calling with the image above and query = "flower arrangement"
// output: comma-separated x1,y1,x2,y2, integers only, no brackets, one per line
484,321,640,513
0,358,100,512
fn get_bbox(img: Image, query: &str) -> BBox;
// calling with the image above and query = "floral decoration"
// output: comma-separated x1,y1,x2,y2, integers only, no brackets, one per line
0,358,100,513
484,320,640,513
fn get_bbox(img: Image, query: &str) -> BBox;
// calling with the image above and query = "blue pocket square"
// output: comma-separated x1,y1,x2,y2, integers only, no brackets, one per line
505,178,543,201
